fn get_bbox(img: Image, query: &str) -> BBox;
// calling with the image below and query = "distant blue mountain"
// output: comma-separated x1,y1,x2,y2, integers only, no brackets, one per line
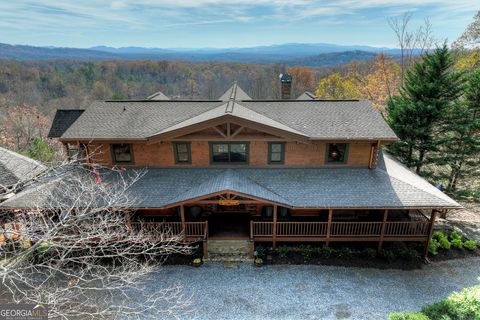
0,42,407,66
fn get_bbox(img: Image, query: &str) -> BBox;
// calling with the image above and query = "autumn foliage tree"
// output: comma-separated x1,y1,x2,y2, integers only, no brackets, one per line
287,66,316,98
350,54,401,110
315,72,360,99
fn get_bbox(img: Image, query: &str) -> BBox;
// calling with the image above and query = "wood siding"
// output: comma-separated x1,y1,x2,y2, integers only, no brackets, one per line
87,141,373,167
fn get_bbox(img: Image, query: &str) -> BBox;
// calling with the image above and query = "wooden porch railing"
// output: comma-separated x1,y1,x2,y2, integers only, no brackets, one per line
251,221,430,239
277,222,328,236
385,221,430,237
330,222,383,237
130,222,207,239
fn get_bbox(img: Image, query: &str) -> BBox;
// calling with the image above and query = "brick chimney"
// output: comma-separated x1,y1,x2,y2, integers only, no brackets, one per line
280,73,292,100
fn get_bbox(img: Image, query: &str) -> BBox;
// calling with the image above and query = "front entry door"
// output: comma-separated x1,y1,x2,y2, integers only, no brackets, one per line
208,211,250,238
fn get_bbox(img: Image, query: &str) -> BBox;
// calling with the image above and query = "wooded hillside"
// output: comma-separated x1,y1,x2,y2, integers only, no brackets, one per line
0,60,327,118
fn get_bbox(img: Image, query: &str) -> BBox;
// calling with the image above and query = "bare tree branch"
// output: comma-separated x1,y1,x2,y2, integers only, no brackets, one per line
1,154,194,319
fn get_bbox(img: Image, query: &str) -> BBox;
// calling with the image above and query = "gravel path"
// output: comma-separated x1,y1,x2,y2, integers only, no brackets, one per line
140,257,480,320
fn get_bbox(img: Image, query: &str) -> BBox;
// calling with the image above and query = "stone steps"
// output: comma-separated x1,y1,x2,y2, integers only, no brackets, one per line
206,239,252,262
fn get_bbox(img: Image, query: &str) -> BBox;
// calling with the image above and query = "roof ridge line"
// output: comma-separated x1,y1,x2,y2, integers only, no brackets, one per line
225,81,237,113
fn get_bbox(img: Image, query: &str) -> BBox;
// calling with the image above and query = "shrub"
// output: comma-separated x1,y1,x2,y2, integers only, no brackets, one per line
400,249,420,261
449,230,462,241
438,236,451,250
317,246,333,258
337,247,354,259
389,312,429,320
360,248,377,259
254,258,263,266
463,240,477,251
451,238,463,249
381,249,396,262
428,239,439,256
254,245,266,258
432,231,446,241
299,245,314,260
390,286,480,320
276,245,289,259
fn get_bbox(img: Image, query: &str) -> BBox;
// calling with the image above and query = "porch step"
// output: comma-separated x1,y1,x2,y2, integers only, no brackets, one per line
205,240,252,262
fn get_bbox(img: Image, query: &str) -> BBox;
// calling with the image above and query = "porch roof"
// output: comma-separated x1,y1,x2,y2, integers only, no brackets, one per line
0,152,461,210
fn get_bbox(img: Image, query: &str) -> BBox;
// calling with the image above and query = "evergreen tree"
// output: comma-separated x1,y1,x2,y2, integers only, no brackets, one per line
437,69,480,192
386,45,464,173
26,137,55,163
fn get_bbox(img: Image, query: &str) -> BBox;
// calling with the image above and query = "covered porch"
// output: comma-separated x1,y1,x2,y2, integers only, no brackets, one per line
131,191,437,258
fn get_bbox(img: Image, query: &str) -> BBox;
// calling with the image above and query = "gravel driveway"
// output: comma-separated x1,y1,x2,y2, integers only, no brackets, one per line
141,257,480,320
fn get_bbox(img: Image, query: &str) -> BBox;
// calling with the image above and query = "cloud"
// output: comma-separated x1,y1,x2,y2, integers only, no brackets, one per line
0,0,478,47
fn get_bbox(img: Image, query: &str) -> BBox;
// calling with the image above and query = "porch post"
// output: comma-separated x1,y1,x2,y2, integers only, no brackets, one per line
326,209,333,246
423,210,436,259
180,205,186,242
377,209,389,253
272,205,278,249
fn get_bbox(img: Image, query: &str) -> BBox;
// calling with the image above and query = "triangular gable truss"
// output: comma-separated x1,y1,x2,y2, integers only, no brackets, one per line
147,103,309,143
163,190,291,209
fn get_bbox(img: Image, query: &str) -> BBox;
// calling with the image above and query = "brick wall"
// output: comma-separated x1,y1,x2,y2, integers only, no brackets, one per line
88,140,373,167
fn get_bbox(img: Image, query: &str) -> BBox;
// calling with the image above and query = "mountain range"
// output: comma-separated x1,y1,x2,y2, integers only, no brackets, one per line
0,42,403,66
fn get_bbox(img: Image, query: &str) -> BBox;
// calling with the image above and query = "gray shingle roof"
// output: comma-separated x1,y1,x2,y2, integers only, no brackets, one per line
0,147,46,190
59,98,397,141
0,152,460,209
61,101,225,140
48,109,85,138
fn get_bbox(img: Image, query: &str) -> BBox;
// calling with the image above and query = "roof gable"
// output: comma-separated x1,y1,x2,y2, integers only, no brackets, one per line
48,109,85,138
165,169,290,207
146,91,170,100
218,82,252,101
151,102,308,141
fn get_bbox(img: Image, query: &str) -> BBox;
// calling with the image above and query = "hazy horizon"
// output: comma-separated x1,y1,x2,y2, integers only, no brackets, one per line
0,1,478,48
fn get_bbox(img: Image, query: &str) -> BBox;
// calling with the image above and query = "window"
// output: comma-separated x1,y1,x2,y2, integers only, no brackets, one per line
173,142,191,164
210,142,248,164
268,142,285,164
326,143,348,164
111,144,134,164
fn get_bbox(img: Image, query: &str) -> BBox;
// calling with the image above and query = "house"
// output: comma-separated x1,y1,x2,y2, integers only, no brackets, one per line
0,79,461,260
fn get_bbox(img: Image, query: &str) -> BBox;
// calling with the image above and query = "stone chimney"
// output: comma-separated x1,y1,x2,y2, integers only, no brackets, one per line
280,73,292,100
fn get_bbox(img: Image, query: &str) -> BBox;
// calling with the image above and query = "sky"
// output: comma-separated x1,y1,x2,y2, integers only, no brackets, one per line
0,0,478,49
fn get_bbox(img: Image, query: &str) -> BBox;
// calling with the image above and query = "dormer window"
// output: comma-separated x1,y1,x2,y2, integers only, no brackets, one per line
111,144,134,164
326,143,348,164
210,142,248,164
268,142,285,164
173,142,191,164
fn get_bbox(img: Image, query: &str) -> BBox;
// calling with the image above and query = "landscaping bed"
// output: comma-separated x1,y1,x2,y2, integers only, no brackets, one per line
254,234,479,270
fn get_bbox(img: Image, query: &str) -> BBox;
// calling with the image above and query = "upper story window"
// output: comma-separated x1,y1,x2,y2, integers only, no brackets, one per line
268,142,285,164
326,143,348,164
173,142,191,164
111,144,134,164
210,142,248,164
